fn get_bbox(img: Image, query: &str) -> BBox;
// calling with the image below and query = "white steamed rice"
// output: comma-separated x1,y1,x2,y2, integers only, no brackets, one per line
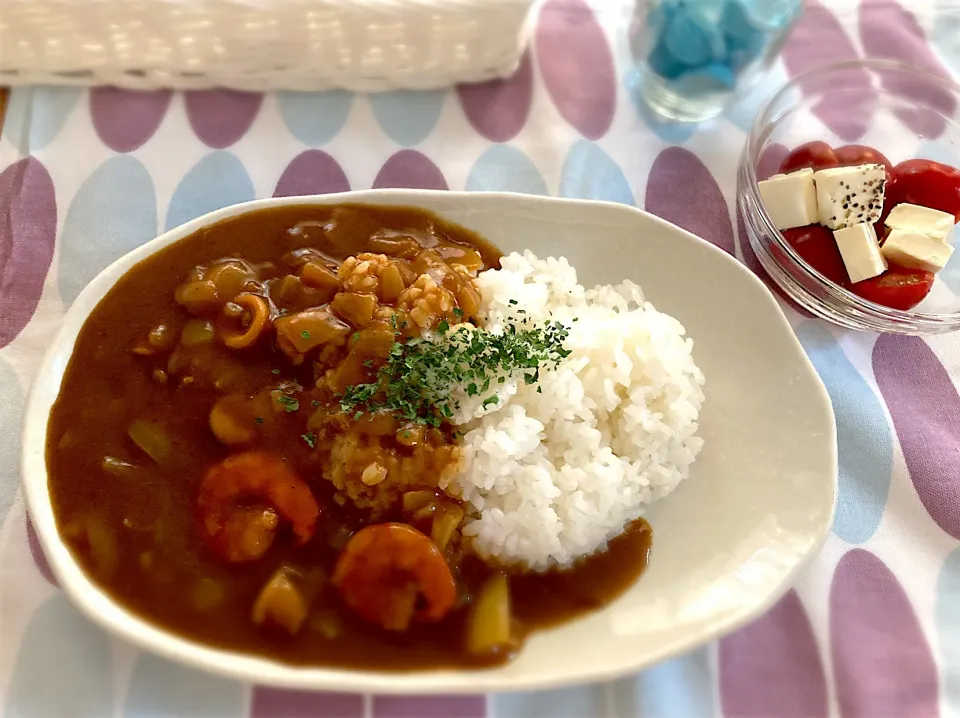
442,251,705,571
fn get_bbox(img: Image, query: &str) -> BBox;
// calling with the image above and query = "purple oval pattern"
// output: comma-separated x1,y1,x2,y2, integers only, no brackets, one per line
372,696,485,718
757,143,789,182
274,151,350,198
873,334,960,539
858,0,956,138
535,0,616,140
250,688,363,718
373,151,448,191
0,157,57,349
186,90,264,149
457,51,533,142
90,88,172,153
719,590,828,718
735,205,813,318
831,549,938,718
25,514,57,586
645,147,734,255
781,0,872,141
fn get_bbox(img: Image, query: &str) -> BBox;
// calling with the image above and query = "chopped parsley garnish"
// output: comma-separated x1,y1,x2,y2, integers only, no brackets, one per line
453,307,464,318
254,416,264,425
276,395,300,412
301,330,311,340
301,433,317,448
339,317,570,426
271,369,281,375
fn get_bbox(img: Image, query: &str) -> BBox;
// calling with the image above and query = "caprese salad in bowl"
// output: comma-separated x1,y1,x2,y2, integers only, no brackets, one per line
739,59,960,334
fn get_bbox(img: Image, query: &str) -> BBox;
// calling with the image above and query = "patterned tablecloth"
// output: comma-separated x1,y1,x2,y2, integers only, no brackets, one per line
2,0,960,716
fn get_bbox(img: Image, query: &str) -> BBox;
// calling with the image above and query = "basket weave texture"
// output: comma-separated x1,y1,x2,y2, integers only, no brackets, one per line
0,0,536,91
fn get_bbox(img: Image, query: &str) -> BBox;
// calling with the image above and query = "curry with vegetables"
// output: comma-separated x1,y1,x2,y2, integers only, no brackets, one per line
47,204,651,669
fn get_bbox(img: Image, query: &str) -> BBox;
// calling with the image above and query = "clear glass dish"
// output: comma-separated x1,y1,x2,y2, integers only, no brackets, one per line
738,59,960,334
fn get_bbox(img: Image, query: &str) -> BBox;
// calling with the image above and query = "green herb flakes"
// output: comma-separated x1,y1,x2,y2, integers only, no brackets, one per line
339,318,569,426
277,395,299,412
301,433,317,448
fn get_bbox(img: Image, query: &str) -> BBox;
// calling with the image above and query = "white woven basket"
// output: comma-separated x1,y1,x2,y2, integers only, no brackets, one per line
0,0,537,91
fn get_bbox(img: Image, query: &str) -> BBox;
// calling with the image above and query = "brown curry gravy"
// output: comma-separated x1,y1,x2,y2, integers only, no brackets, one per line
47,204,651,669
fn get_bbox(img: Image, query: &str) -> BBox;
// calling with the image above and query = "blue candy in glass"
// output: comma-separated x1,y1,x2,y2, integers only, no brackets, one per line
629,0,802,122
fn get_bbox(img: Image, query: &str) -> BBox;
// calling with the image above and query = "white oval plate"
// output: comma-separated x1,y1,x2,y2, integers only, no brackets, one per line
21,190,836,694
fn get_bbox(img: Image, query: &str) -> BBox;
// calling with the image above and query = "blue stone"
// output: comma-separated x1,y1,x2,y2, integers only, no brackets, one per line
663,11,718,68
721,0,758,42
721,0,772,72
648,38,688,80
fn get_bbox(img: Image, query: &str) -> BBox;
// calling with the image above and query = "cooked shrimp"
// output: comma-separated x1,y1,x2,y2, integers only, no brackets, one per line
198,452,320,562
332,523,456,631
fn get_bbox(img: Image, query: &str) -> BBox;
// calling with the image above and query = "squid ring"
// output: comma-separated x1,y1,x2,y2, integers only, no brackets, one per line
222,293,270,350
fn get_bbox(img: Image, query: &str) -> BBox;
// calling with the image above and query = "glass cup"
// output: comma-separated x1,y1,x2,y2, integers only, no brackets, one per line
629,0,802,122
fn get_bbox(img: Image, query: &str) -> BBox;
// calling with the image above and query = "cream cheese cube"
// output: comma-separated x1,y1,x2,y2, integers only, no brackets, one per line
833,223,887,283
814,164,887,230
885,203,956,243
880,229,954,273
757,168,819,231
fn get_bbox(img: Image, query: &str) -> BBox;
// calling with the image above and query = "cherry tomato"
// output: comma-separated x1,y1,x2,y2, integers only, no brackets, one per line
884,159,960,223
779,141,839,174
834,144,894,177
849,265,934,311
782,224,850,286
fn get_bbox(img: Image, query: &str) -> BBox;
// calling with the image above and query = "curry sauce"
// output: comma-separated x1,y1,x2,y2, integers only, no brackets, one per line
47,204,652,669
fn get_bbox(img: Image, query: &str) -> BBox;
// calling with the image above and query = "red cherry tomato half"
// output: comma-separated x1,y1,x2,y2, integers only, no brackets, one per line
885,159,960,223
834,144,894,176
849,265,934,311
782,224,850,286
779,141,840,174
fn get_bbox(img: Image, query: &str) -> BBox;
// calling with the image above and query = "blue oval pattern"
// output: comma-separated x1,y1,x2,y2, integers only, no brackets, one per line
937,546,960,716
611,647,714,718
559,140,635,205
794,322,893,544
494,685,607,718
5,595,112,717
0,356,23,523
466,145,548,194
123,653,244,717
57,155,158,306
165,152,255,231
369,90,446,146
4,87,83,154
623,69,697,143
932,0,960,72
726,62,789,133
278,91,355,146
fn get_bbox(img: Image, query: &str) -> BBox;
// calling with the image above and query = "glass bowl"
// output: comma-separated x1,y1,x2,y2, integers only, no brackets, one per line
738,59,960,334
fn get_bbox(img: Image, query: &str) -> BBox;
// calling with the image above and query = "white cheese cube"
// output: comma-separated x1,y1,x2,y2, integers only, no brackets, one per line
813,164,886,230
833,223,887,283
885,203,955,243
757,168,819,231
880,229,954,273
